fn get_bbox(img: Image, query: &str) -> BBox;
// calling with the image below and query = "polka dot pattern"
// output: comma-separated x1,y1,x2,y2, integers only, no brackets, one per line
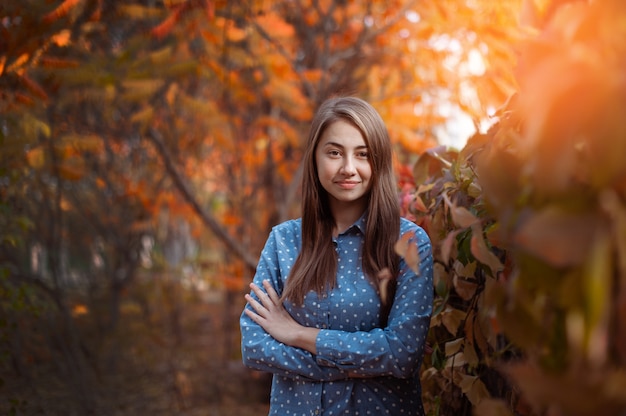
240,216,433,415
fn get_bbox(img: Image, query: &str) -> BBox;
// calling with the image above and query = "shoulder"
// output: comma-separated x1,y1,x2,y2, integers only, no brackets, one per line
271,218,301,233
268,218,302,242
399,217,430,243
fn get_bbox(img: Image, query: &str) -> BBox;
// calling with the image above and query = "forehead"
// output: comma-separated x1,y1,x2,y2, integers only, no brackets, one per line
318,120,367,147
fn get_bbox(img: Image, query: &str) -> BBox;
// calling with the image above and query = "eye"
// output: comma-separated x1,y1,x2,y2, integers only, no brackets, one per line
328,149,341,157
356,151,369,159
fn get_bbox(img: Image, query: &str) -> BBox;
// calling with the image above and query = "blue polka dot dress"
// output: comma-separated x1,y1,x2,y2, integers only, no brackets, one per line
240,215,433,415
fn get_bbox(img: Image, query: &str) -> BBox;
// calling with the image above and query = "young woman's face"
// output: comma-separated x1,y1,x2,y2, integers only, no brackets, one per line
315,120,372,209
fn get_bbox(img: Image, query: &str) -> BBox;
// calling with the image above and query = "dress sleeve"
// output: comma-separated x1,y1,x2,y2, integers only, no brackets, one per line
314,225,433,379
240,226,350,381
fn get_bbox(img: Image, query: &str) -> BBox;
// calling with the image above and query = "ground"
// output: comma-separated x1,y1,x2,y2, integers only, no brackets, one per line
0,284,272,416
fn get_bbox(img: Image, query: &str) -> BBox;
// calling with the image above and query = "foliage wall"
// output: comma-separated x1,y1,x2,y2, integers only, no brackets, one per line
404,0,626,414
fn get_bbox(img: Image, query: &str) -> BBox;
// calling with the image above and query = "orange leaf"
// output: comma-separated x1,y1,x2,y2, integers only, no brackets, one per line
7,53,29,73
301,69,323,83
14,92,35,106
20,75,48,100
72,304,89,317
223,275,246,292
151,6,183,39
513,208,599,268
26,148,45,169
40,56,79,68
51,30,72,47
470,223,503,274
395,231,420,273
58,164,84,181
440,229,461,264
443,193,479,228
255,12,294,38
226,24,247,42
453,274,478,301
42,0,82,24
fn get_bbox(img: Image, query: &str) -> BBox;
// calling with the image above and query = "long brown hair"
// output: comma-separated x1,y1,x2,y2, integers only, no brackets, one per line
281,97,401,318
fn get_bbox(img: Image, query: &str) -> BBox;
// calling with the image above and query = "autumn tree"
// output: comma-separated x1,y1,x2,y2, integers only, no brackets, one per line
1,0,523,413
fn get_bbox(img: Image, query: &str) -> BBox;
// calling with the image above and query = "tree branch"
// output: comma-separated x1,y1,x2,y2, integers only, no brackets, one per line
146,127,258,272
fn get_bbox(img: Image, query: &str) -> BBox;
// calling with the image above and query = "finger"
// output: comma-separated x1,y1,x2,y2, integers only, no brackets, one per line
249,283,269,304
251,282,276,309
245,294,267,316
262,280,281,304
249,282,262,296
244,308,264,324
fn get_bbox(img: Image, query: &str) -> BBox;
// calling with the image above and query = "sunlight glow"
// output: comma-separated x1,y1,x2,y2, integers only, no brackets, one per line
405,10,420,23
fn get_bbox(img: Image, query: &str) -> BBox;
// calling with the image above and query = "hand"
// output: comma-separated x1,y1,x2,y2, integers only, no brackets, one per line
244,280,319,353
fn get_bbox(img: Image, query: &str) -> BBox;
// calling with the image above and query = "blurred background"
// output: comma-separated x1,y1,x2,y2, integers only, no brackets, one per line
2,0,626,415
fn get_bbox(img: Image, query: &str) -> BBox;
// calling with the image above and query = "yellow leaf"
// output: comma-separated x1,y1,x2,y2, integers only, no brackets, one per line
473,398,514,416
497,301,543,349
454,259,477,279
441,305,466,336
445,338,463,356
445,351,467,368
121,79,165,102
21,114,51,140
464,341,479,368
117,4,163,19
456,374,490,406
583,230,612,366
57,134,103,153
150,46,173,65
130,106,154,127
504,362,626,415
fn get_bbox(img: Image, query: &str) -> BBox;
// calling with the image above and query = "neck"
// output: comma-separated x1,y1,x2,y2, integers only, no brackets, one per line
329,198,367,236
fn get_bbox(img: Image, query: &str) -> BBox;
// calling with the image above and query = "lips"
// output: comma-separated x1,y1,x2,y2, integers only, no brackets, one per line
336,181,360,189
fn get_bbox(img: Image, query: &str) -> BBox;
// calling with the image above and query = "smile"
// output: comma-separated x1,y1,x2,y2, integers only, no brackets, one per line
335,181,360,189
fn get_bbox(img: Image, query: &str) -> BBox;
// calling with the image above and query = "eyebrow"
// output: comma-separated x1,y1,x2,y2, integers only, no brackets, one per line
322,141,368,149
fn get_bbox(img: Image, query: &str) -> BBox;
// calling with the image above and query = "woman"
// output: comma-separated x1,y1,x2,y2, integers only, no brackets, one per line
240,96,433,415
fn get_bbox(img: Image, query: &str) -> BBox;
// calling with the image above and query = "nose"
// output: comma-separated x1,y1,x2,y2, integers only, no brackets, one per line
340,156,356,175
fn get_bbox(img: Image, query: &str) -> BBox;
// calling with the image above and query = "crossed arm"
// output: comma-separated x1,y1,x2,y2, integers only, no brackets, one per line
244,279,320,354
240,224,433,381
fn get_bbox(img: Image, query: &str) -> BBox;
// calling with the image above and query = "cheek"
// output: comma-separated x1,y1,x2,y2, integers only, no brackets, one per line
317,159,338,178
360,162,373,180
